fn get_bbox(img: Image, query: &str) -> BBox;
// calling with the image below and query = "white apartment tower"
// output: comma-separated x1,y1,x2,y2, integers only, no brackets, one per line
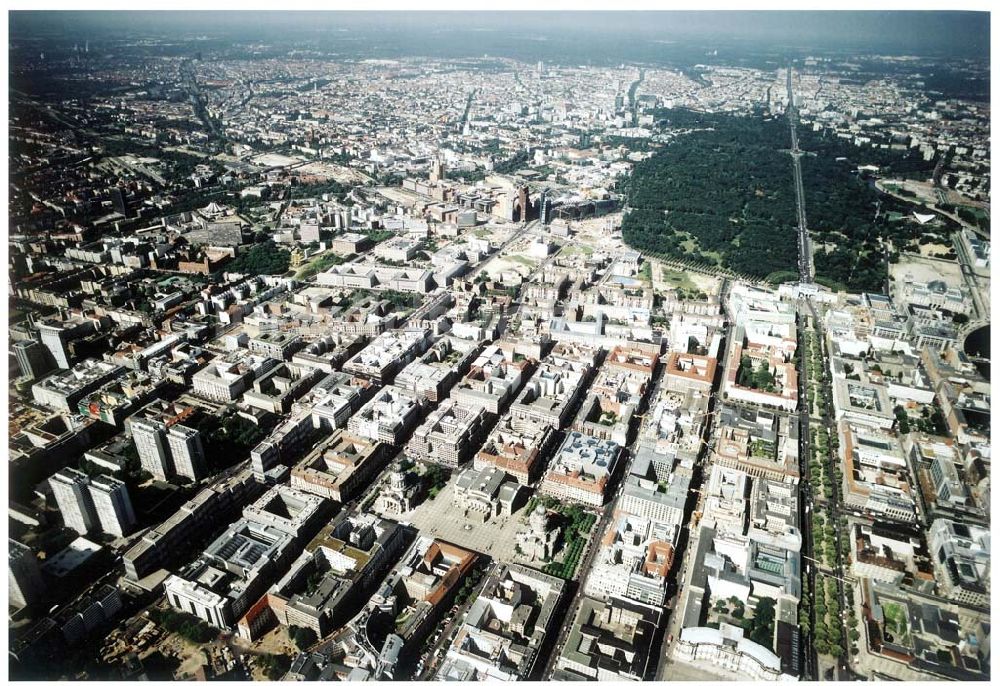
130,417,172,480
88,474,137,537
167,425,207,481
128,417,207,482
49,468,99,535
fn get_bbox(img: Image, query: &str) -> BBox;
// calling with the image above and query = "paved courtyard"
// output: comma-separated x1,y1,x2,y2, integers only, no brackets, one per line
390,474,534,564
661,660,740,681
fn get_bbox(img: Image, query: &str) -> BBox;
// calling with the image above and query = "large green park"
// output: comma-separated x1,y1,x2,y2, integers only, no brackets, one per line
621,108,946,292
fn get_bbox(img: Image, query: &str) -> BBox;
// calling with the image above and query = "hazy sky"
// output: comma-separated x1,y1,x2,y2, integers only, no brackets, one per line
9,11,991,59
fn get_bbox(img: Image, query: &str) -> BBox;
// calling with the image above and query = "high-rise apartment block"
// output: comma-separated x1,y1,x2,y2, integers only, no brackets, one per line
9,540,46,609
126,403,206,482
48,468,136,537
166,425,208,481
13,339,52,380
88,474,137,537
49,468,99,535
130,417,172,479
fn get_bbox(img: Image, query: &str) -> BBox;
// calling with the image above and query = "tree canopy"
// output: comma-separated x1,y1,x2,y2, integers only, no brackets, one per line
621,108,799,279
225,241,290,275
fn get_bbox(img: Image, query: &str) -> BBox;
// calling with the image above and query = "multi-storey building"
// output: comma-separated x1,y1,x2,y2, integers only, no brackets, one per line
436,564,566,680
585,512,676,607
474,413,555,485
452,345,534,415
13,339,52,380
540,432,621,507
49,468,135,537
87,473,137,537
291,430,386,502
126,402,206,481
163,486,327,628
342,328,431,383
927,518,990,607
260,513,410,639
509,357,590,432
348,385,423,446
406,399,488,468
166,425,207,481
49,468,99,535
31,359,124,413
9,540,45,609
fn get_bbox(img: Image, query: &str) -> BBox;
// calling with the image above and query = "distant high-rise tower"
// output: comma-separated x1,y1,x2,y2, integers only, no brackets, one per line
87,475,137,537
110,186,131,218
167,425,207,482
85,40,89,54
537,60,543,78
539,190,551,225
13,339,52,380
49,468,99,535
8,540,45,609
37,320,77,369
430,158,446,183
518,186,530,223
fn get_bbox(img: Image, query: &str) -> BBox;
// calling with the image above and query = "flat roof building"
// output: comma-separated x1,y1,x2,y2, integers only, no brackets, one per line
541,432,621,507
291,430,386,503
436,563,566,680
406,399,488,469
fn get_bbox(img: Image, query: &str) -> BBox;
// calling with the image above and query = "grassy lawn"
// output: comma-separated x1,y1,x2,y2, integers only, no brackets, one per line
881,601,911,647
507,254,537,267
765,270,800,284
701,250,722,264
561,243,595,256
661,268,698,292
295,251,344,279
